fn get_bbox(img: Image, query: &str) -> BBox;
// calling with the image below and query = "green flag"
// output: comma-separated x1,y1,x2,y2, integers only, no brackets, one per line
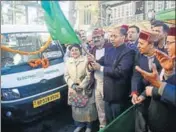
155,8,175,24
156,8,175,21
41,1,81,44
99,105,135,132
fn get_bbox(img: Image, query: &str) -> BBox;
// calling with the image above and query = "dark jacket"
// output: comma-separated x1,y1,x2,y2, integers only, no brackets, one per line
131,52,162,96
148,74,176,132
161,73,176,106
88,40,112,90
161,82,176,106
125,40,138,52
98,44,135,103
154,42,167,53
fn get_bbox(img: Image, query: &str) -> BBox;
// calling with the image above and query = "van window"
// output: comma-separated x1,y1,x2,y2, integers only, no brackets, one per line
1,32,63,68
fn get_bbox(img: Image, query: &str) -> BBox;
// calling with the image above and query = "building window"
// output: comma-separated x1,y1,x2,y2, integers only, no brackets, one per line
166,1,175,9
28,6,38,24
15,5,26,24
1,3,13,24
135,1,144,15
116,8,118,18
118,7,120,18
114,8,116,19
121,5,124,17
155,1,164,12
111,8,114,19
126,4,129,17
88,11,91,24
84,10,91,25
37,8,44,25
84,10,86,25
129,3,132,16
170,1,176,8
147,1,153,11
165,1,170,9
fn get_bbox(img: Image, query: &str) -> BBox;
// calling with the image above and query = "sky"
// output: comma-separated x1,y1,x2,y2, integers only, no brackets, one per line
59,1,69,20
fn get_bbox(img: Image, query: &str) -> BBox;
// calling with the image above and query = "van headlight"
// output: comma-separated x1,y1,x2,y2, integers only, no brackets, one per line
1,89,21,100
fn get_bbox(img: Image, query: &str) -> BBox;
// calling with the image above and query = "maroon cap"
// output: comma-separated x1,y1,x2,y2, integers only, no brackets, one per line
121,25,129,31
92,28,104,37
139,30,159,42
168,27,176,36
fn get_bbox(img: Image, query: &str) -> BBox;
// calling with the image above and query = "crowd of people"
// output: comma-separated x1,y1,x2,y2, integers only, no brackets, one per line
62,20,176,132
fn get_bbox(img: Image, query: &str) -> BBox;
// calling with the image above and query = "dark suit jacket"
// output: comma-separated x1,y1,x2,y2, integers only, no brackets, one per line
87,40,112,91
98,44,135,103
161,81,176,106
125,40,138,52
131,52,162,96
160,73,176,106
148,74,176,132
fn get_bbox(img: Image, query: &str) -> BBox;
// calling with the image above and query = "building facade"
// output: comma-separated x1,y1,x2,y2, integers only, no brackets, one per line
99,1,175,27
1,1,44,25
68,1,76,27
74,1,99,31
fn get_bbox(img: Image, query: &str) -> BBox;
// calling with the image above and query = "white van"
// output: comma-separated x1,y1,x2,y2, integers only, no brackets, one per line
1,25,67,122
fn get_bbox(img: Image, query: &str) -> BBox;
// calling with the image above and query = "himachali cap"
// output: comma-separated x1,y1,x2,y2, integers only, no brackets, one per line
168,27,176,36
121,25,129,31
92,28,105,37
139,30,159,43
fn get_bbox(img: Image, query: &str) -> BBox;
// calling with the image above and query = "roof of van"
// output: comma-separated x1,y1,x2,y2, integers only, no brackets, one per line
1,25,48,34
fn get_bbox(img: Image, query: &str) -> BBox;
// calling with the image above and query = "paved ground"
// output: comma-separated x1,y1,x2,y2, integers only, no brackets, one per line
2,105,99,132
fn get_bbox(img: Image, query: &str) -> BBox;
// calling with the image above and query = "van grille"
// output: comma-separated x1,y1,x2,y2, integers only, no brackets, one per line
19,76,66,98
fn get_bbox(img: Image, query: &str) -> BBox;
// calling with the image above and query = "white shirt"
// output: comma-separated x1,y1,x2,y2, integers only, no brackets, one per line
95,48,105,60
95,48,105,85
146,55,155,71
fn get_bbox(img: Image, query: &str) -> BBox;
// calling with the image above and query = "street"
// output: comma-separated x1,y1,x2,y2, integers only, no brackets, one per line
2,105,99,132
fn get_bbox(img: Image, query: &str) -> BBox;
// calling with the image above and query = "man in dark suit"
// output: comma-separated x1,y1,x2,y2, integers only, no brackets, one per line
152,21,169,52
135,27,176,132
131,30,162,132
126,25,140,52
88,27,135,124
136,27,176,106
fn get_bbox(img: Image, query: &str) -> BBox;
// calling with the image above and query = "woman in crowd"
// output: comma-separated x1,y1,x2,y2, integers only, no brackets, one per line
64,44,97,132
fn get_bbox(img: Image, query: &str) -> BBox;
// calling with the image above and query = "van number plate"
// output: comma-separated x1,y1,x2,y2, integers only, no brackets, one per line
33,92,60,108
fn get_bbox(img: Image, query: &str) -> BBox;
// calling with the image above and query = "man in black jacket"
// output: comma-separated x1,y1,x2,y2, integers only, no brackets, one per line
131,30,162,132
126,25,140,52
152,21,169,52
136,27,176,132
88,27,135,124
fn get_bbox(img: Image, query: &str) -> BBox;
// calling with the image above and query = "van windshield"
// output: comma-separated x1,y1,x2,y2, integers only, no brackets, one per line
1,32,63,68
